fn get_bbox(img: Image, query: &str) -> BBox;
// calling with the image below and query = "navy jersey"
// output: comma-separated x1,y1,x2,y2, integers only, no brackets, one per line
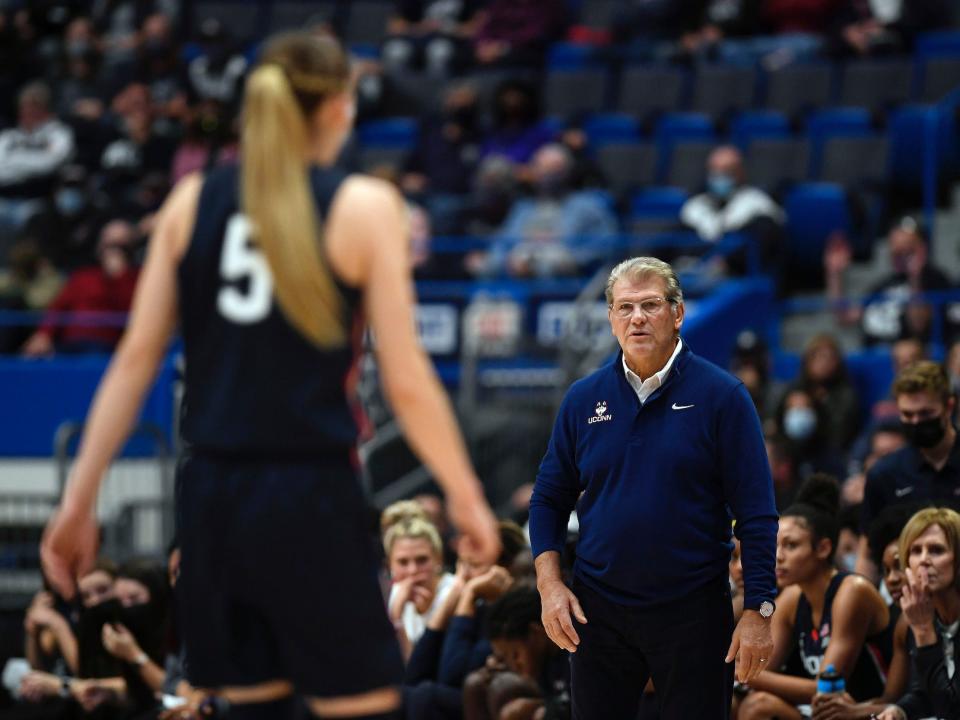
791,572,887,701
177,164,364,457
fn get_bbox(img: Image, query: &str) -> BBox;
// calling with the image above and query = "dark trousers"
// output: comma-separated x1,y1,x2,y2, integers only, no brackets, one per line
570,575,734,720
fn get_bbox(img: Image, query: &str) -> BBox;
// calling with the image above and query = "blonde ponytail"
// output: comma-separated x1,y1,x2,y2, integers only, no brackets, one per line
241,63,345,348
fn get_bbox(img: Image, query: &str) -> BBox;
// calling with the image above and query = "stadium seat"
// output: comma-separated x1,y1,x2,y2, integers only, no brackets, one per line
357,118,418,149
544,69,608,119
343,0,393,45
763,63,834,119
357,147,409,173
547,42,599,70
784,183,852,275
583,114,641,146
654,113,715,182
729,111,791,151
665,141,714,191
839,59,914,113
806,107,873,177
915,30,960,59
577,0,620,29
817,135,889,186
629,187,689,232
690,65,757,120
888,104,959,191
919,57,960,103
268,1,338,33
617,66,688,122
596,142,657,197
745,138,811,192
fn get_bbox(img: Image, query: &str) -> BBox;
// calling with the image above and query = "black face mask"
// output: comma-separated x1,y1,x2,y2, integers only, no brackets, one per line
902,416,946,449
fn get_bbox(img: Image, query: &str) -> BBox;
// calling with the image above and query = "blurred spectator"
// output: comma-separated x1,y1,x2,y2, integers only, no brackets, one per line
774,386,846,482
612,0,703,49
827,216,960,347
385,516,457,659
842,419,907,506
403,83,480,198
892,336,926,374
170,98,238,184
948,339,960,408
784,334,862,450
0,240,63,353
480,78,554,165
185,18,247,106
56,16,109,124
679,145,784,274
0,81,75,246
471,144,618,278
100,103,175,192
135,13,186,111
473,0,566,68
718,0,846,65
558,123,606,191
382,0,486,76
482,584,571,720
22,219,140,357
832,0,951,56
730,329,781,420
463,155,519,236
22,163,105,269
680,0,763,58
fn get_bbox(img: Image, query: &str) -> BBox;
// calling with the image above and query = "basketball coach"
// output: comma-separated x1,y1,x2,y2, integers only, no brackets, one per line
530,256,778,719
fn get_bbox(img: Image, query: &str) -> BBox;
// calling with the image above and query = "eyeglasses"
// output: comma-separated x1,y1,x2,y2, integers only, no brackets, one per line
610,296,669,319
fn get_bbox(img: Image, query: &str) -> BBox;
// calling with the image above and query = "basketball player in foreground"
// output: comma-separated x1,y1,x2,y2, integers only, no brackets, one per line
40,31,500,719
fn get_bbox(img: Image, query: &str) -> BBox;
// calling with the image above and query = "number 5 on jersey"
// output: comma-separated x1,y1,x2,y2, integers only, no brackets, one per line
217,214,273,324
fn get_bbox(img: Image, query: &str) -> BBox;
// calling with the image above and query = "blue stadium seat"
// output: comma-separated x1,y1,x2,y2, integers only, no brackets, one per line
915,31,960,59
888,105,959,191
654,113,715,180
784,183,852,274
806,108,873,178
629,187,689,232
763,63,834,119
583,114,641,146
357,118,418,149
729,111,791,151
617,66,688,122
547,42,599,70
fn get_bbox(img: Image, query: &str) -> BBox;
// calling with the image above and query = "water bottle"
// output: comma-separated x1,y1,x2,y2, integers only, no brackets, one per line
816,664,845,695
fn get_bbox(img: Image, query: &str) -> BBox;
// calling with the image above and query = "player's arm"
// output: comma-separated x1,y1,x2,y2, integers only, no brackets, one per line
41,174,202,600
329,176,499,565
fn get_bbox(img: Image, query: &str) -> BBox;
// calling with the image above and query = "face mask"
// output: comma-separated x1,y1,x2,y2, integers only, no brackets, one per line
902,416,946,449
707,173,735,199
55,187,86,216
77,598,124,678
784,407,817,441
536,171,568,198
67,40,93,58
840,552,857,573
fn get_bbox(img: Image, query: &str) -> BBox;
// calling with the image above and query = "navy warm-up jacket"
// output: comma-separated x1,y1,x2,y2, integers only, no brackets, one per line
529,341,778,610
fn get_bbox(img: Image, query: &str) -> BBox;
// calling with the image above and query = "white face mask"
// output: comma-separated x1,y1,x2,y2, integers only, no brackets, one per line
783,407,817,441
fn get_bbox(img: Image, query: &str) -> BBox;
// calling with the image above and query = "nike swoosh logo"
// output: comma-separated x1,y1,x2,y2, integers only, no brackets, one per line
672,403,694,410
894,487,914,497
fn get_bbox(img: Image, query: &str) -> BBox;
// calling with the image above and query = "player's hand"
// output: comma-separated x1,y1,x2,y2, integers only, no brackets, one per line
726,609,773,683
538,578,587,653
446,488,500,568
40,503,99,602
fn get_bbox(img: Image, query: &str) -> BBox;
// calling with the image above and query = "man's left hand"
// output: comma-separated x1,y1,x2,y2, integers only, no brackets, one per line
725,609,773,683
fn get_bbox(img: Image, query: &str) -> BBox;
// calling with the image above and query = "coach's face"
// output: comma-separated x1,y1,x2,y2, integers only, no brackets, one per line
608,275,683,374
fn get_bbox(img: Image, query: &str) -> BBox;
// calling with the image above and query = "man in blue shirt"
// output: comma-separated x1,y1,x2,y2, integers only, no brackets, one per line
530,256,778,719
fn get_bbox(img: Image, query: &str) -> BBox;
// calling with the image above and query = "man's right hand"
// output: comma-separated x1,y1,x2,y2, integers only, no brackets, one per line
538,578,587,652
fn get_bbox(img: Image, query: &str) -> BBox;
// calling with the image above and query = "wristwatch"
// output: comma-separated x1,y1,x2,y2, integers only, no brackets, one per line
757,600,776,618
132,652,149,667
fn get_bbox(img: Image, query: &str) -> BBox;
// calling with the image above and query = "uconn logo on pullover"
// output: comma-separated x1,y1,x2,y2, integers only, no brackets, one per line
588,401,613,424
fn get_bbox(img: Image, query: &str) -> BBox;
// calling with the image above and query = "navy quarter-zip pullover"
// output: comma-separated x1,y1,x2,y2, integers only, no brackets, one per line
529,341,778,610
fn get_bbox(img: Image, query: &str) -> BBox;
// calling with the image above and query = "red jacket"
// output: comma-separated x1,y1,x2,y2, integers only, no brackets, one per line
39,266,139,349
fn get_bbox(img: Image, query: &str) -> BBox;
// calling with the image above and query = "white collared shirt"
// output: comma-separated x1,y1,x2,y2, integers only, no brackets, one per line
623,337,683,405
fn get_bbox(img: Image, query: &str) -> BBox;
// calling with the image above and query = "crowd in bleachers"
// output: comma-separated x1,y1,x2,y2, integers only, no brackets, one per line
1,0,959,354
